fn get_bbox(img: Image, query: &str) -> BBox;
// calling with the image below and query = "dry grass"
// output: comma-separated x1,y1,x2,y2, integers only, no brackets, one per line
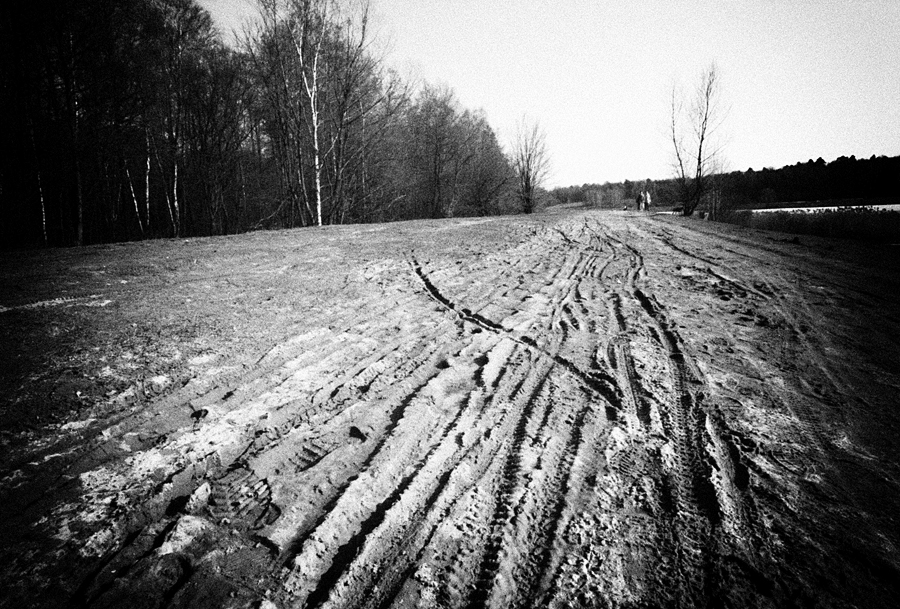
721,206,900,242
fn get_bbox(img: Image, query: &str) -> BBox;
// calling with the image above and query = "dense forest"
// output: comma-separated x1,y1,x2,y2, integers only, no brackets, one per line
0,0,523,250
552,154,900,212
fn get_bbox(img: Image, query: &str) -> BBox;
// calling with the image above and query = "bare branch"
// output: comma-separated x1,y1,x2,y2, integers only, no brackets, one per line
669,62,726,216
512,117,550,214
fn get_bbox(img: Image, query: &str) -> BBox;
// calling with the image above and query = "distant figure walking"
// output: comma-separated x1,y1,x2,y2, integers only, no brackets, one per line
644,190,652,211
637,192,645,211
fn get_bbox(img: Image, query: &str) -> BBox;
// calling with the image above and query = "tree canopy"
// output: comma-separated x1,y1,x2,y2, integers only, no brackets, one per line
0,0,518,249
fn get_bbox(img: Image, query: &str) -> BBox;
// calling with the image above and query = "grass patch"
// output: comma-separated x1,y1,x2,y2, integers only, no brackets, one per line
721,206,900,243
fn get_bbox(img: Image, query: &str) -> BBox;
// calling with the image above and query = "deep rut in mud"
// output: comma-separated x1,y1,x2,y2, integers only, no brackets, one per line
2,210,900,608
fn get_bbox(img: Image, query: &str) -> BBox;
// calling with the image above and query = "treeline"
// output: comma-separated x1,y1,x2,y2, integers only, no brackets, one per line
552,154,900,211
0,0,518,250
551,180,654,209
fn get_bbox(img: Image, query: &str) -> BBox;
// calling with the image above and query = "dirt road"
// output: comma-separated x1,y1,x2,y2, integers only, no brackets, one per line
2,208,899,608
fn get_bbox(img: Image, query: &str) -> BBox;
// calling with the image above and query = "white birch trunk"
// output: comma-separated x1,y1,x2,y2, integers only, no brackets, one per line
173,158,180,236
126,166,145,235
145,130,151,230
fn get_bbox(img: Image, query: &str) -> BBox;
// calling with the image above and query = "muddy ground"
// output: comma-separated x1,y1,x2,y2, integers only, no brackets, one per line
1,207,899,609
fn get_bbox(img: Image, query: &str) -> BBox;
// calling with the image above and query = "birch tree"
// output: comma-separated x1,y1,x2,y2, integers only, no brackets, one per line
249,0,336,227
296,0,329,226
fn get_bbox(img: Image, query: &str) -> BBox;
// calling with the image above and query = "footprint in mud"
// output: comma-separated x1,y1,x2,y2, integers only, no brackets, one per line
287,440,333,472
753,281,774,297
204,466,281,530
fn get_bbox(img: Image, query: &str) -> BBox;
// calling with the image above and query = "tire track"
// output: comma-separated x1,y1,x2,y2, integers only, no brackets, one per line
467,374,551,609
585,219,749,604
287,344,552,608
13,210,884,609
409,255,623,418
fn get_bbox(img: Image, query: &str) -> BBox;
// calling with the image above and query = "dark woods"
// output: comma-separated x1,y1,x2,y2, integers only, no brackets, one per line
553,154,900,214
0,0,518,250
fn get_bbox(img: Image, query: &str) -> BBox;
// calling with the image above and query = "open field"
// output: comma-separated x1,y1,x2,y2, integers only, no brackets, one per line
2,208,899,608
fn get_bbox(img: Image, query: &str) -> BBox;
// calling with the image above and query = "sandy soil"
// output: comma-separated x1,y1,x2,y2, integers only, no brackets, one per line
1,207,899,608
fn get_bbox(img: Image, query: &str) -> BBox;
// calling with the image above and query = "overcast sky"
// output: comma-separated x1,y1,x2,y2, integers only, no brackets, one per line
198,0,900,187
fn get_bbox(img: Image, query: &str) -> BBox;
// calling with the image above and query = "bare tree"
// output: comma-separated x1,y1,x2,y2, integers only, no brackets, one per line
250,0,398,227
295,0,330,226
247,0,321,227
321,0,406,224
670,62,726,216
403,84,463,219
512,118,550,214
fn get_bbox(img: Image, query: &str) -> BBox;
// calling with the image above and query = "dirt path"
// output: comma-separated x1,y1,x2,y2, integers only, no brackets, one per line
2,209,899,608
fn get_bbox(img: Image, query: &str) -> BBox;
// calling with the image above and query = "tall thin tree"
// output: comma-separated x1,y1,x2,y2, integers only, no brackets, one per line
670,62,726,216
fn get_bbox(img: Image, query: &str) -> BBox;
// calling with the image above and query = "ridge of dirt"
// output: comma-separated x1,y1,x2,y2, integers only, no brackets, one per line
1,209,899,608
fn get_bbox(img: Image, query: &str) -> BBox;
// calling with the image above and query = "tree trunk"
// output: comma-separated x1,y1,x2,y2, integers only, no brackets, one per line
173,157,180,236
74,155,84,245
311,104,323,226
145,130,151,231
152,134,178,235
28,117,48,245
303,34,325,227
126,165,145,235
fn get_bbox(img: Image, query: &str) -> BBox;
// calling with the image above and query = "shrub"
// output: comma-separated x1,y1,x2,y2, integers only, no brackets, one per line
717,209,752,226
718,206,900,242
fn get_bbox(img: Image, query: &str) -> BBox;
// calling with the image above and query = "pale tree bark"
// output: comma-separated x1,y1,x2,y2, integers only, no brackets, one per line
249,0,325,227
125,164,145,235
250,0,407,226
37,166,48,245
151,132,178,235
163,33,182,237
173,158,180,233
300,30,325,226
321,0,394,223
158,0,215,237
145,130,151,231
27,116,48,245
294,0,330,226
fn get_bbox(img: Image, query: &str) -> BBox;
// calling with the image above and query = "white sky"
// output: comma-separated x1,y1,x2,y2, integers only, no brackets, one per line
199,0,900,187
